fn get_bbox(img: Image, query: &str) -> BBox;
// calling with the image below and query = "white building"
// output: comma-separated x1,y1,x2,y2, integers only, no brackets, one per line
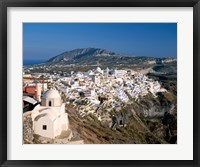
95,67,103,74
114,70,127,78
31,89,69,139
91,75,100,84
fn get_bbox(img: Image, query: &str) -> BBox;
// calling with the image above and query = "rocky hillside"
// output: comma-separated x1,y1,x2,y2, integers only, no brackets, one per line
62,87,177,144
66,92,177,144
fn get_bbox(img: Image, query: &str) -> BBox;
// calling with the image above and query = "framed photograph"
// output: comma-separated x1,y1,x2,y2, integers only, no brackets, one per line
0,0,199,167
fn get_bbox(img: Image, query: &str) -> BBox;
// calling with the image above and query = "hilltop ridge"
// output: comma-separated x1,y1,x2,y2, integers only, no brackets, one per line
47,48,123,64
37,48,176,70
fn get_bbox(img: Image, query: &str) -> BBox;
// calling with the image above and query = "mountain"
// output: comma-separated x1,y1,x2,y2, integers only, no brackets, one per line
25,48,177,75
47,48,123,63
45,48,161,68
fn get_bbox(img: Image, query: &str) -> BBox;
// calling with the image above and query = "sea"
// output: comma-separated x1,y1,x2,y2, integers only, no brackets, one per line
23,60,45,66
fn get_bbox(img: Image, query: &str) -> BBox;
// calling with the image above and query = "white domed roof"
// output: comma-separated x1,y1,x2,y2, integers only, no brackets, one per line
42,89,61,99
96,67,102,72
88,70,94,75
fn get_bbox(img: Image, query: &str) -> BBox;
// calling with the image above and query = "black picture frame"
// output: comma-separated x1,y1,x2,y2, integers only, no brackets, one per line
0,0,199,167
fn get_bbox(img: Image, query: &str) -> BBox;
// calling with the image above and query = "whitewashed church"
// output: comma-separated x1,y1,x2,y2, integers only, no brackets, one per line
31,89,69,139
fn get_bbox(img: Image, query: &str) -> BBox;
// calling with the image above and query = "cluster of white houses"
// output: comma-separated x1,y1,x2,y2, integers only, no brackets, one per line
23,67,166,140
55,67,166,118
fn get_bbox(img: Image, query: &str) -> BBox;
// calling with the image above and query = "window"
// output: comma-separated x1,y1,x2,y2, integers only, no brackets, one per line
43,125,47,130
49,101,52,106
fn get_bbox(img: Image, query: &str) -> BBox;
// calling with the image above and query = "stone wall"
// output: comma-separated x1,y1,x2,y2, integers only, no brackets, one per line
23,111,34,143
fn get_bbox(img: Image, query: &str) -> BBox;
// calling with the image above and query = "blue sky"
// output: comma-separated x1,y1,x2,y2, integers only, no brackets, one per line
23,23,177,61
